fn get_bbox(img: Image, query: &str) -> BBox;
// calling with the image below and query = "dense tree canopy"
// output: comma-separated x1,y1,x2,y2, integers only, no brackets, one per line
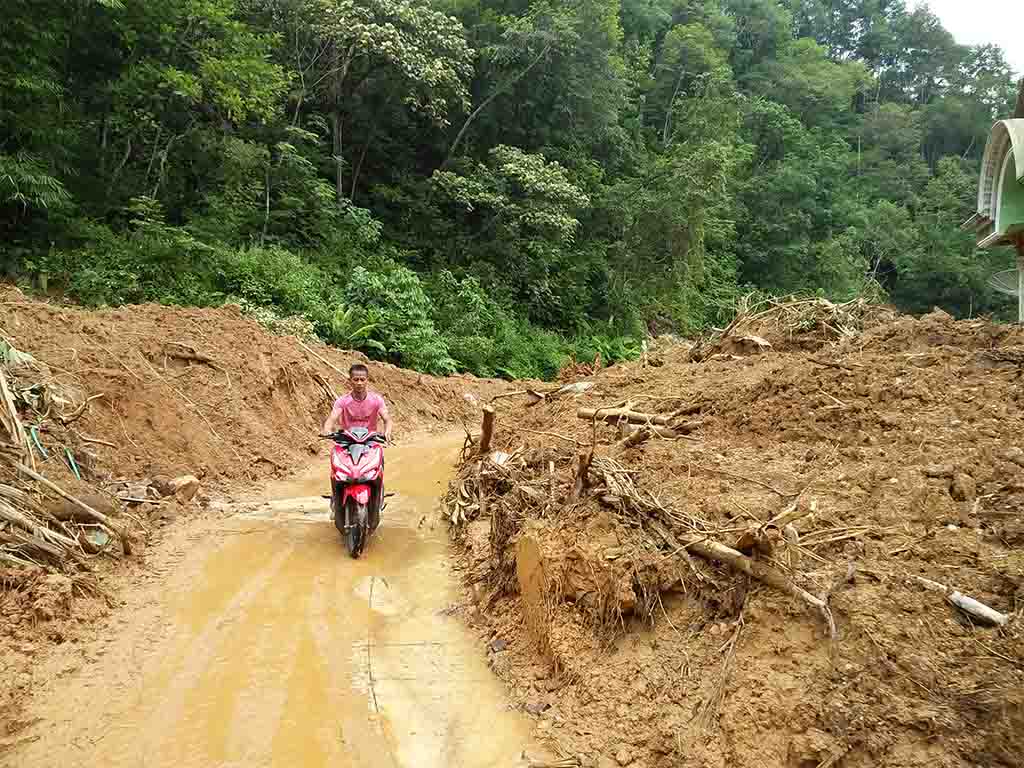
1,0,1018,377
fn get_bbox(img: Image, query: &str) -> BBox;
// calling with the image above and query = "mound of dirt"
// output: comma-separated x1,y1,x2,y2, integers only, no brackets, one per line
446,307,1024,768
0,287,500,487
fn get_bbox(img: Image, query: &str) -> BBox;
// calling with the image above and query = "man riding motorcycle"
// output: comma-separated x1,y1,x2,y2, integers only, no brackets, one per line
321,363,393,531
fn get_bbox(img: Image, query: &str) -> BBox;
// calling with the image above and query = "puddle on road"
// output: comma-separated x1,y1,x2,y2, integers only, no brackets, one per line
8,433,537,768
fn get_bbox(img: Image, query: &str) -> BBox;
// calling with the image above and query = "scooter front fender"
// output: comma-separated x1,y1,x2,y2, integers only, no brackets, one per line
342,484,372,506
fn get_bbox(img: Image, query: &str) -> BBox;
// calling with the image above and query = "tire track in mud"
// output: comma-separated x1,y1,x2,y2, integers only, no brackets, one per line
3,433,537,768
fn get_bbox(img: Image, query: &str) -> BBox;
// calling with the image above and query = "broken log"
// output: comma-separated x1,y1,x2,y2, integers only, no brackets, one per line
616,426,653,450
479,405,496,455
617,422,685,440
578,407,672,426
688,536,836,639
8,461,132,555
634,514,836,639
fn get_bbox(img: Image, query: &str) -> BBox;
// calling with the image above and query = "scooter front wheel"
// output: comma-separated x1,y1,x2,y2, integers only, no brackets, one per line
344,501,369,559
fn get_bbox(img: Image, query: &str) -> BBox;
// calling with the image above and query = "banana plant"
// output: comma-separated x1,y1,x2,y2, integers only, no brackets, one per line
329,305,386,353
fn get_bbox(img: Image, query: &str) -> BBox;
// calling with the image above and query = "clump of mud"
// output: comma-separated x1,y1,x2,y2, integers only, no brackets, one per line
447,305,1024,768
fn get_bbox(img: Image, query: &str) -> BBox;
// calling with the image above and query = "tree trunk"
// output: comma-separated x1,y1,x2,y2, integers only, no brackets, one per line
351,132,372,202
662,68,686,146
441,44,551,170
327,42,353,204
332,111,344,203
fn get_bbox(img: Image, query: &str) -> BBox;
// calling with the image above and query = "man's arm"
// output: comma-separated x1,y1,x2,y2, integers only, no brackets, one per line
378,398,393,441
322,401,343,435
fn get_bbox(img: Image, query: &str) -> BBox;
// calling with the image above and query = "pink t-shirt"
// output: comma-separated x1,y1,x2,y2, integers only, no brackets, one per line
331,392,388,432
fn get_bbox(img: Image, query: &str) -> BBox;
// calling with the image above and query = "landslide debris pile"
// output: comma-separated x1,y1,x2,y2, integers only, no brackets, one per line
446,302,1024,768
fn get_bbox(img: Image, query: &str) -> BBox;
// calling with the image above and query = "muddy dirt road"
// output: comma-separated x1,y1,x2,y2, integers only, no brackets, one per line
4,434,534,768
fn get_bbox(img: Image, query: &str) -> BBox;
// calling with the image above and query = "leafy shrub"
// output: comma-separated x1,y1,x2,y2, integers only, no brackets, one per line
344,261,456,374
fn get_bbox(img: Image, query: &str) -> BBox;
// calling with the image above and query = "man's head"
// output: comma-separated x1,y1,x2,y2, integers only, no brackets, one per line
349,363,369,398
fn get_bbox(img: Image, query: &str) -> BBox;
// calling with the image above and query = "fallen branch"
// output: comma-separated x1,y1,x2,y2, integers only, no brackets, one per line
635,514,835,639
526,389,548,406
164,342,216,365
911,575,1009,626
75,433,118,449
689,535,836,639
693,465,789,497
311,372,337,404
618,422,686,440
7,460,132,555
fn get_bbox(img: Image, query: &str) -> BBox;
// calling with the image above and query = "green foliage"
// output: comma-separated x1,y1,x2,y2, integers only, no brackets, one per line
0,153,71,211
343,261,457,374
1,0,1016,383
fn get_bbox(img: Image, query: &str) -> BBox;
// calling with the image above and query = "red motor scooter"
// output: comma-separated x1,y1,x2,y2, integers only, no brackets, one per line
322,427,386,558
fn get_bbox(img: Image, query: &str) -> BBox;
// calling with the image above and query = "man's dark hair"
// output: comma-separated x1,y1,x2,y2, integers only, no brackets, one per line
349,363,369,377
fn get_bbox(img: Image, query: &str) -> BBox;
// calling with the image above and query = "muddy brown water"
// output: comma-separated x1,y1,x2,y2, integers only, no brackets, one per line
6,433,535,768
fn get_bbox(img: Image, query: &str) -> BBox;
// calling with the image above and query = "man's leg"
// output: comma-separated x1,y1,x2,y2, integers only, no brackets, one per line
370,478,382,531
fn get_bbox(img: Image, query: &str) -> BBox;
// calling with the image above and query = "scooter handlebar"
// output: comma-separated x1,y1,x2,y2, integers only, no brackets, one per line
320,431,388,444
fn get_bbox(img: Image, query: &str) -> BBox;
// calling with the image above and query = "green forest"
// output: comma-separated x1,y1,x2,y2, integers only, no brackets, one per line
2,0,1020,378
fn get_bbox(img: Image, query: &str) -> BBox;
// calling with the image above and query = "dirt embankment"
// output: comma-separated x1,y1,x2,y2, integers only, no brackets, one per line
0,288,506,745
447,303,1024,768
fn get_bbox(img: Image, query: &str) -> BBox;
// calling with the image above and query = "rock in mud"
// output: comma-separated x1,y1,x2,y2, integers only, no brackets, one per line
166,475,201,501
950,472,976,502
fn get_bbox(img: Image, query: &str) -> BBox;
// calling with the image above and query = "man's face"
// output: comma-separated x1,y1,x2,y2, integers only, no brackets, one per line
350,370,368,398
